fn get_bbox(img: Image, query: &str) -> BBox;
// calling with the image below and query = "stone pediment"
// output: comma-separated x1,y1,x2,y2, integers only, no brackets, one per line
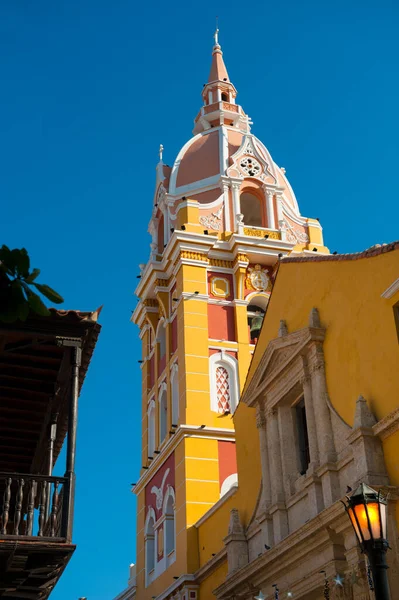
242,324,325,407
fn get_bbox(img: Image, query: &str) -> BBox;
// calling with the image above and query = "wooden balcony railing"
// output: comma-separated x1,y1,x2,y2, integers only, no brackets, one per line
0,472,69,541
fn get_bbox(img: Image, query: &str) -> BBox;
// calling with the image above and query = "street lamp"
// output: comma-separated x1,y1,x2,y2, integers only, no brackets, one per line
343,483,390,599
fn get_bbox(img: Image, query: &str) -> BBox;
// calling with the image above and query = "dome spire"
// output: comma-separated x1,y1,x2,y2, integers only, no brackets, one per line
208,24,230,83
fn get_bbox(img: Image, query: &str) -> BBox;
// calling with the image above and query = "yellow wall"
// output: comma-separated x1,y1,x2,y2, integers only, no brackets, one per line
247,251,399,424
193,247,399,598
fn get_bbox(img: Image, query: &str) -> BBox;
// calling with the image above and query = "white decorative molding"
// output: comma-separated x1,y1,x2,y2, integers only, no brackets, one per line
220,473,238,497
381,277,399,299
209,351,240,413
279,218,309,244
151,468,170,511
195,484,238,528
199,205,223,231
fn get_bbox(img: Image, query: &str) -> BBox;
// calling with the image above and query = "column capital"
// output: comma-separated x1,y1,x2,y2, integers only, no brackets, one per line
256,405,266,429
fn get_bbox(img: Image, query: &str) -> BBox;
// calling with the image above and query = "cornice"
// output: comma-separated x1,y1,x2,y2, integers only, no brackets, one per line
194,546,227,584
242,326,326,407
153,574,197,600
373,407,399,440
195,484,238,529
132,425,236,495
213,500,350,598
381,277,399,299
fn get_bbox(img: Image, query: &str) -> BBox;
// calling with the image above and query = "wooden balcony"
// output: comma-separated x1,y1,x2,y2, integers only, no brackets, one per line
0,309,101,599
0,472,74,599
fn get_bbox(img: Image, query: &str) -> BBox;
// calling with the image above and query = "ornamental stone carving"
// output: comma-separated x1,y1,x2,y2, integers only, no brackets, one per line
240,156,261,177
245,265,270,292
180,251,209,262
243,228,281,240
199,205,223,231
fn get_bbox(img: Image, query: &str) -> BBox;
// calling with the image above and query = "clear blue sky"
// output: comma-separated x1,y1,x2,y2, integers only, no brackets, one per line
1,1,398,598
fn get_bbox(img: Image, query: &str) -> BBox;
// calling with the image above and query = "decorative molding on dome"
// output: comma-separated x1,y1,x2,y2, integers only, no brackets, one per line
199,205,223,231
227,134,277,183
279,219,309,245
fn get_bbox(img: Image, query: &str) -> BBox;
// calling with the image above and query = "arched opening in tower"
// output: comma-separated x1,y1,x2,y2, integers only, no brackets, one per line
240,192,263,227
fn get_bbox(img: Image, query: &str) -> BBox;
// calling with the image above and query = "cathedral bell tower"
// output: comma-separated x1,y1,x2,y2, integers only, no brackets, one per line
130,30,328,599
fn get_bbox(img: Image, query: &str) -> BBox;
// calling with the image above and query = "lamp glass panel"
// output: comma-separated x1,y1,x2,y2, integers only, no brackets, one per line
366,502,382,540
348,507,363,543
354,504,372,541
380,502,387,539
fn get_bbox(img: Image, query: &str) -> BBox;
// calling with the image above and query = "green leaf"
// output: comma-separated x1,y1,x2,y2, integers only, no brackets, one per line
0,245,11,264
9,249,23,276
16,248,30,278
25,268,41,283
0,245,16,276
33,283,64,304
27,290,51,316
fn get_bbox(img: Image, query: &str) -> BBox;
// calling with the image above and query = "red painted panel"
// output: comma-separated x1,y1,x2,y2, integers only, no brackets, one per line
145,453,175,520
171,315,178,353
208,304,236,341
218,441,237,491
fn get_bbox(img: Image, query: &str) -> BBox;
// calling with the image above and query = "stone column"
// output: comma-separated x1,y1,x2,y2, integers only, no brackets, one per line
256,404,271,511
309,344,336,465
267,407,288,543
278,402,298,497
301,365,320,473
265,190,276,229
276,194,284,235
231,182,241,230
309,342,339,507
222,183,231,232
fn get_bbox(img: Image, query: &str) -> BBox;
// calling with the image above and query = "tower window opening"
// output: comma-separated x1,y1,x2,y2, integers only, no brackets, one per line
247,303,265,343
295,398,310,475
145,514,155,581
148,402,156,457
159,389,168,444
157,213,165,254
221,92,228,101
164,492,175,556
171,365,179,425
240,192,263,227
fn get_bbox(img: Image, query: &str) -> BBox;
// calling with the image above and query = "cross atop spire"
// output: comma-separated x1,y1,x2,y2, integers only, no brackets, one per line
208,26,229,83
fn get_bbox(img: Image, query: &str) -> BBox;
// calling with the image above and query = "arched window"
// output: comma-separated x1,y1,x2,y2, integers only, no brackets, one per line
147,400,156,457
221,92,228,101
157,320,167,374
163,487,176,560
145,509,156,585
171,364,179,426
157,321,166,359
209,352,239,414
147,325,154,356
247,294,268,344
157,213,165,254
240,192,263,227
159,384,167,444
